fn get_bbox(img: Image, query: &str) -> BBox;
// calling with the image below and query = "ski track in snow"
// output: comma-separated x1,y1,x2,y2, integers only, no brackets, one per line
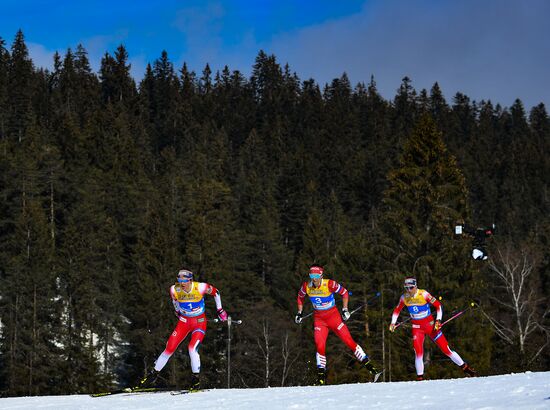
1,371,549,410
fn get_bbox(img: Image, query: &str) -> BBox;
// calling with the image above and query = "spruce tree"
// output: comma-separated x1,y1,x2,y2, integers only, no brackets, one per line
7,30,34,142
0,36,9,143
377,114,489,379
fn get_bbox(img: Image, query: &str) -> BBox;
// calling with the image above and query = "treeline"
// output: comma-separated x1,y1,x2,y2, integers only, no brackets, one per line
0,30,548,396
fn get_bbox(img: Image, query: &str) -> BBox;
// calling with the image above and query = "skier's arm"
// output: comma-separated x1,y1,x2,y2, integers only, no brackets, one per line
199,283,223,310
328,280,349,310
390,296,405,325
424,291,442,321
170,285,181,316
297,283,307,313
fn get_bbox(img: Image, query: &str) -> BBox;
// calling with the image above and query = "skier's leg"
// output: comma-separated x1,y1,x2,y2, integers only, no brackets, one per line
155,319,190,371
431,331,464,366
187,320,206,391
328,312,380,378
136,319,190,388
313,319,330,385
331,318,367,361
412,325,426,376
188,327,206,373
313,323,329,369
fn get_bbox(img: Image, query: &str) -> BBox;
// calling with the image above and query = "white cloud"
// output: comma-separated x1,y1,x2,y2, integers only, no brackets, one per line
27,42,56,71
129,53,147,82
80,30,129,71
261,0,549,108
171,2,224,66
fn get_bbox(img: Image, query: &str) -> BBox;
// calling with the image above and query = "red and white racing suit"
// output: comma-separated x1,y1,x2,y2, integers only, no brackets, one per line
391,289,465,376
297,279,368,368
153,281,223,374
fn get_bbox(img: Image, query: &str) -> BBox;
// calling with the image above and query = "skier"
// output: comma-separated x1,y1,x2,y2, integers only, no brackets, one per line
295,264,381,385
388,277,477,380
136,268,228,391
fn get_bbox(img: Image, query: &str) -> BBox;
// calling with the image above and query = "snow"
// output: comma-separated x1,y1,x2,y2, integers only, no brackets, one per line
1,371,549,410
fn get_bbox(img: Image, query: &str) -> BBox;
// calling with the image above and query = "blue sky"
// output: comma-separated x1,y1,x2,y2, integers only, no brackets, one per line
1,0,549,108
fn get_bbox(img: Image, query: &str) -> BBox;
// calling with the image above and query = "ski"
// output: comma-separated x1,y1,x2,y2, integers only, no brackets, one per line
170,389,209,396
90,387,173,397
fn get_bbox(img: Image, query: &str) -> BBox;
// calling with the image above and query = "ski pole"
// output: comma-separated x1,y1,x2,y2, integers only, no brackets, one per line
440,302,475,328
299,287,356,321
213,317,243,325
301,311,314,320
348,291,382,317
301,291,381,321
393,316,411,330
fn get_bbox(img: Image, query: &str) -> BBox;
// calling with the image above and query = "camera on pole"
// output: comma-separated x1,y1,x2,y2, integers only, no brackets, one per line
455,223,496,260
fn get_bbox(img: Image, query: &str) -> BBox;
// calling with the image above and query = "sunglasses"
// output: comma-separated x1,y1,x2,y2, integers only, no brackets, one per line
178,278,192,283
404,285,416,290
309,273,322,279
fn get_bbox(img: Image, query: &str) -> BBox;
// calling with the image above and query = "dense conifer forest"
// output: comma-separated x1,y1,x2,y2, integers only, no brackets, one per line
0,30,548,396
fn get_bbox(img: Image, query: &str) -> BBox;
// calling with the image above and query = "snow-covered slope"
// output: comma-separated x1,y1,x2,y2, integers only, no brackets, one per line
1,371,549,410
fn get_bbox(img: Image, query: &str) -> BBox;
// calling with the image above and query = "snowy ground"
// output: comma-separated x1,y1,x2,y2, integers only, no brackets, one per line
1,371,549,410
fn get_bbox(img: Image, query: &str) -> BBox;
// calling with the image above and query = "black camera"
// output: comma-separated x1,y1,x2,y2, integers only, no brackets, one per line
455,223,496,260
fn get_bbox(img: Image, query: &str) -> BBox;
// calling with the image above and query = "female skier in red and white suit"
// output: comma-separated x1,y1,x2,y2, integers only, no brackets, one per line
389,277,476,380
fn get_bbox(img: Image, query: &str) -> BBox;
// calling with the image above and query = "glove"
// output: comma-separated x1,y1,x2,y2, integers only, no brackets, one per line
342,308,351,321
434,319,442,331
294,312,303,324
217,308,228,322
389,323,396,333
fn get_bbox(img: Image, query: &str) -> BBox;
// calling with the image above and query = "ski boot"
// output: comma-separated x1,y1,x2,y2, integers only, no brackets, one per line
363,359,383,382
189,373,201,392
461,363,477,377
315,368,327,386
417,374,425,381
135,369,159,390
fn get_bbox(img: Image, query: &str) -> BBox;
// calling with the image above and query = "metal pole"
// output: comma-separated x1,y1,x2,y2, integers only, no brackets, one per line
381,289,385,382
227,316,232,388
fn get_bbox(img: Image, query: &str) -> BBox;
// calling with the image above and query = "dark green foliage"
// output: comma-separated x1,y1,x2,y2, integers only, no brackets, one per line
0,32,547,396
375,114,490,379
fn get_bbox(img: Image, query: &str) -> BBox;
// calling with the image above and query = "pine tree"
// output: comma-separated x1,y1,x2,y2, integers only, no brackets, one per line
99,45,136,105
236,129,291,295
377,114,490,379
355,76,392,216
7,30,34,142
0,36,9,144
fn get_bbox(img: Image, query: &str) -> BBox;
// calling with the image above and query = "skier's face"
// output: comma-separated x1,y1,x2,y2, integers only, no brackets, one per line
310,275,322,287
404,285,416,295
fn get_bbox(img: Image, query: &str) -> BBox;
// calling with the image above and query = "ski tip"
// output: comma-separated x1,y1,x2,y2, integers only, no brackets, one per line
90,387,132,397
171,388,209,395
373,370,384,383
